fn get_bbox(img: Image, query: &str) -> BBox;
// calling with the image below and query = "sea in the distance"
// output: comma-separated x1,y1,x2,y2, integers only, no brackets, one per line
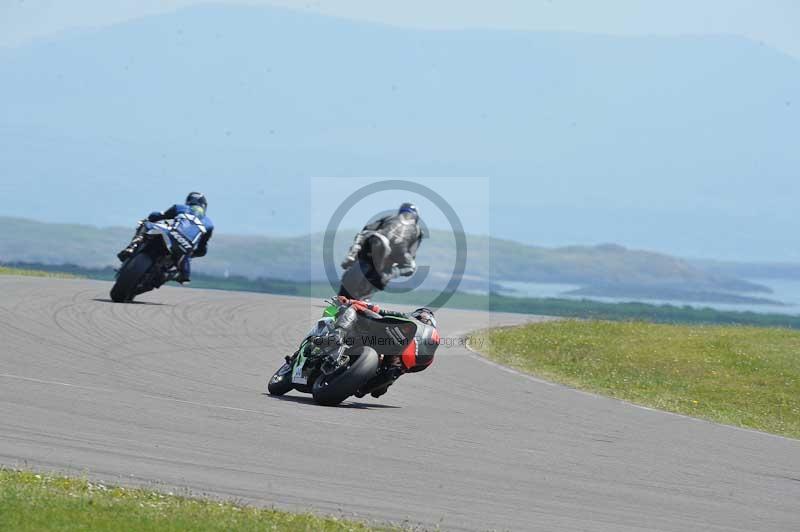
495,279,800,316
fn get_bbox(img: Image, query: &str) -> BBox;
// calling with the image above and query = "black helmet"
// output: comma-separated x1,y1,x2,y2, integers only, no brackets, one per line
411,307,436,328
186,192,208,213
398,202,419,219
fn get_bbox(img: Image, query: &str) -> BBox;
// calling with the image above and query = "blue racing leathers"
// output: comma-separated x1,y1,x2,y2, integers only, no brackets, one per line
148,205,214,279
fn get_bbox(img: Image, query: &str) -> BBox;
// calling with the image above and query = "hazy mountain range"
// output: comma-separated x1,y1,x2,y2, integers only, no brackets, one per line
0,4,799,261
1,216,790,305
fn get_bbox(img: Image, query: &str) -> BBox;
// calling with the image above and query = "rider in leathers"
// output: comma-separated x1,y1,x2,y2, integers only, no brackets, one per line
117,192,214,284
339,203,423,299
321,296,439,398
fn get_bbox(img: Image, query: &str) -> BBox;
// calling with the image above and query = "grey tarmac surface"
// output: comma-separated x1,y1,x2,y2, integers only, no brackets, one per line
0,277,798,531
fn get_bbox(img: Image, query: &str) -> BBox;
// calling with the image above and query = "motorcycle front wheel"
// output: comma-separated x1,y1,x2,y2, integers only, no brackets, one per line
312,346,379,406
267,362,294,396
110,253,154,303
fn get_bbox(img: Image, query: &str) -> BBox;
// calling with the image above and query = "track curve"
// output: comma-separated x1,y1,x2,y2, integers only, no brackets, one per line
0,277,798,531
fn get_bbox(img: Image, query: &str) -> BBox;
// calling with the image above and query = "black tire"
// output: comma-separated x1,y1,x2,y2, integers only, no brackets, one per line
110,253,153,303
312,346,379,406
267,362,294,396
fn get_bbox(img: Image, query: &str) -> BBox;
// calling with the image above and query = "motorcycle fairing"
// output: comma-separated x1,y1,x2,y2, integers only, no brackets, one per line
291,347,309,385
143,221,177,254
290,317,337,385
143,214,207,257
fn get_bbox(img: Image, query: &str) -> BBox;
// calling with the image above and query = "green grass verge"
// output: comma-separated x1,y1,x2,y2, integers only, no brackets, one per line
472,321,800,439
0,266,82,279
0,469,391,532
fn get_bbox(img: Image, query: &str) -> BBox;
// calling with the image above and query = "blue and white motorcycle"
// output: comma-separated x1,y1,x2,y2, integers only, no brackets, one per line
110,215,206,302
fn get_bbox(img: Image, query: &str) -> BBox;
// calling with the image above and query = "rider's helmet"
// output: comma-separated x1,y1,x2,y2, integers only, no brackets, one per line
186,192,208,216
411,307,437,328
398,202,419,220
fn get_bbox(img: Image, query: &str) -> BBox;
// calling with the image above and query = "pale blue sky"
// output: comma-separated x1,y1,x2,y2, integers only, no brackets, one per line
2,0,800,59
1,1,798,260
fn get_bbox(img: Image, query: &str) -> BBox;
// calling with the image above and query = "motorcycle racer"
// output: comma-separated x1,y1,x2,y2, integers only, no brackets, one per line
339,202,424,299
117,192,214,284
321,296,439,398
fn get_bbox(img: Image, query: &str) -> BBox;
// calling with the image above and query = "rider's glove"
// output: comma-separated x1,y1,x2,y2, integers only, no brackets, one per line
341,255,356,270
397,255,417,277
397,265,416,277
381,265,401,285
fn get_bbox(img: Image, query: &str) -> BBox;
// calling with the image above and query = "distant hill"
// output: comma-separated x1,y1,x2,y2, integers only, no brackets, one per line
0,216,772,303
0,4,798,260
691,260,800,281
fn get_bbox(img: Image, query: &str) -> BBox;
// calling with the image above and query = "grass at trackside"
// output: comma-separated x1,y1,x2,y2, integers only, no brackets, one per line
471,321,800,439
0,266,82,279
0,469,392,532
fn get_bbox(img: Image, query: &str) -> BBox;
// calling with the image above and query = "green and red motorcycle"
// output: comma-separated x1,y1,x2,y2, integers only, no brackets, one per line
267,299,420,406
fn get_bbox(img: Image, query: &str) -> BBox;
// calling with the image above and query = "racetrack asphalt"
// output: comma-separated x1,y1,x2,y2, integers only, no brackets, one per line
0,277,798,531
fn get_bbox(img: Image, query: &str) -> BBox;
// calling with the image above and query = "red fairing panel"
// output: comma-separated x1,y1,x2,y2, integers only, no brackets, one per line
401,338,419,370
402,324,439,372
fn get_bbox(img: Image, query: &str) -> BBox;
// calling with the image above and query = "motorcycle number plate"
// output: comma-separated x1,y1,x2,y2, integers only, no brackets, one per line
291,364,307,385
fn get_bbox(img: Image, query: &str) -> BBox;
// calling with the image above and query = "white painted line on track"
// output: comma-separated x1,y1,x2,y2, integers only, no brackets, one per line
464,338,557,387
0,372,278,417
0,372,403,433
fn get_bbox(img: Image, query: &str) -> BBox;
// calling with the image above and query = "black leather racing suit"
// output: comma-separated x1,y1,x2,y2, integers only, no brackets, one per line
339,212,423,297
331,301,438,398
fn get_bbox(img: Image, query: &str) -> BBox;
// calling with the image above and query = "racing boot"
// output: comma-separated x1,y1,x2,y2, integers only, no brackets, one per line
368,359,404,398
176,257,191,285
371,384,391,399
